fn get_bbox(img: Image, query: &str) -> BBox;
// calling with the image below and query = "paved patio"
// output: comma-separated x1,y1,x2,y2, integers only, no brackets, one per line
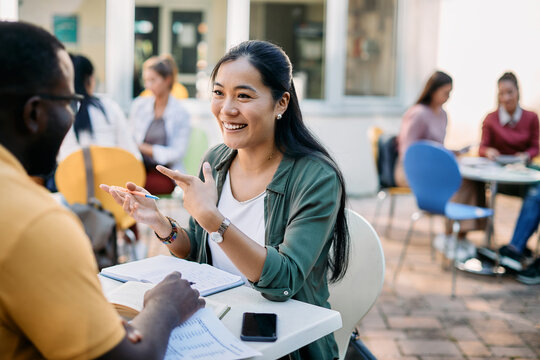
142,191,539,360
348,194,539,360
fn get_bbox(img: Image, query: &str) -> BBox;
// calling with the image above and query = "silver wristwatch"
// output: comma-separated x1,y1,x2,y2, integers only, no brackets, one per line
209,217,231,244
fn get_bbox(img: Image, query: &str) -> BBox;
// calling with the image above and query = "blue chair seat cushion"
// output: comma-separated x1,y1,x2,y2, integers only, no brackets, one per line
444,202,493,221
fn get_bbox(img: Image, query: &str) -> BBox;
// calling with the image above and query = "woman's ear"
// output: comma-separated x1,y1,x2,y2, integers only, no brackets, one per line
22,96,47,135
275,92,290,117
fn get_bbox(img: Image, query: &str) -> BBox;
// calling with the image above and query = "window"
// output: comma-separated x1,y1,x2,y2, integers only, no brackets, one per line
250,0,326,100
345,0,397,96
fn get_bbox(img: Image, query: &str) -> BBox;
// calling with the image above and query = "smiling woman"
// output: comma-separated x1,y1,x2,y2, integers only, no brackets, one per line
102,40,350,360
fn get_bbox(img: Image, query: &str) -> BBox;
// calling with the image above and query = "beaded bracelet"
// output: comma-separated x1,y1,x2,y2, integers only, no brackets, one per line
154,216,179,244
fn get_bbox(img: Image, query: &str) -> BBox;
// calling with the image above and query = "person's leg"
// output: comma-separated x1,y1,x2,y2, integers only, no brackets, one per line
445,179,487,236
508,184,540,253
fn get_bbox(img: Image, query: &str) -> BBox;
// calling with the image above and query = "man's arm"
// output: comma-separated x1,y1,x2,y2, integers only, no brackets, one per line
97,272,205,360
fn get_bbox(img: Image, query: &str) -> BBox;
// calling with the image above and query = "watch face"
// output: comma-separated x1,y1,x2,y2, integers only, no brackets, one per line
210,232,223,243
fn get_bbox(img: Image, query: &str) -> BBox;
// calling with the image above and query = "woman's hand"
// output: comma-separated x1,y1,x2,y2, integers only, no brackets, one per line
99,182,168,232
138,143,153,157
484,147,500,160
156,163,220,231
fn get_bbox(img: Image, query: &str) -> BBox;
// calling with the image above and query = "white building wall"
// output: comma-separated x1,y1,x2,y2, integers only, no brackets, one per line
437,0,540,151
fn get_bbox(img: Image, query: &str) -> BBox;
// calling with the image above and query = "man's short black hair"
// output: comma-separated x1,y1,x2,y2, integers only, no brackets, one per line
0,21,65,119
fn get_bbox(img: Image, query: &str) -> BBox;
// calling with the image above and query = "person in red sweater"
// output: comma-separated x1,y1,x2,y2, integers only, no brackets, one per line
478,72,540,272
479,72,539,162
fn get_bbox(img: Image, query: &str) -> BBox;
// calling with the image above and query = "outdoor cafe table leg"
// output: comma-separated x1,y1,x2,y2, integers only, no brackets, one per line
484,181,498,248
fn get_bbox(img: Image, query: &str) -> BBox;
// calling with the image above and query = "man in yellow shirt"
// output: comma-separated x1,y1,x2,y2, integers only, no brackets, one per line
0,21,204,359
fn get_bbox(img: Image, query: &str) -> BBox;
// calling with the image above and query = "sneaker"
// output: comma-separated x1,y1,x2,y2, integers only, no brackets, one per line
516,258,540,285
498,245,524,272
433,234,476,261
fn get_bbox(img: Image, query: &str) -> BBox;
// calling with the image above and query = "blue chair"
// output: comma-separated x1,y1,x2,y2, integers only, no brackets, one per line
393,141,493,297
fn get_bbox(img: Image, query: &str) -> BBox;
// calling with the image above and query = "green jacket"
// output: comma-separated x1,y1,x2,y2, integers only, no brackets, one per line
184,144,341,360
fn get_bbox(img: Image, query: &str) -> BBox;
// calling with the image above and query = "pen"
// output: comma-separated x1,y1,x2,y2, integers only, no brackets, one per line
116,187,160,200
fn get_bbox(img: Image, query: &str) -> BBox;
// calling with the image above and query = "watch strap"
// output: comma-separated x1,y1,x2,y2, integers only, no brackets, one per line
217,217,231,236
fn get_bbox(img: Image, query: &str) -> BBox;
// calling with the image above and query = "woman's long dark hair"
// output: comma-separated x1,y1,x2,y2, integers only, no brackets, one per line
211,40,350,282
416,71,452,106
70,54,108,141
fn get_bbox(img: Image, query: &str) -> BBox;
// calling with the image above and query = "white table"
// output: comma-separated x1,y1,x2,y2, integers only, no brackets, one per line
459,157,540,246
99,276,342,360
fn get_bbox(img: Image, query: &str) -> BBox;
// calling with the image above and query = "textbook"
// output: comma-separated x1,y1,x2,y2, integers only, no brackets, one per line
105,281,231,320
100,255,244,296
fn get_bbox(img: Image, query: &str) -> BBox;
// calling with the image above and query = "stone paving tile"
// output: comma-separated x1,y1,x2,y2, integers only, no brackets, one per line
388,316,443,329
445,326,480,341
358,329,407,340
361,339,402,358
456,340,491,357
490,346,538,358
423,294,467,310
478,331,525,347
398,339,461,357
469,318,511,332
405,329,448,340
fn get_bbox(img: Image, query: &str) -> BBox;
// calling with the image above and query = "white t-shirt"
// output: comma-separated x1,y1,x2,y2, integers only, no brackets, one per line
208,172,266,283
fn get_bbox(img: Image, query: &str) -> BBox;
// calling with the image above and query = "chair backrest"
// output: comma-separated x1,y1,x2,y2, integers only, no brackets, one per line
403,141,461,214
184,127,209,176
329,209,385,360
368,126,399,188
55,146,146,230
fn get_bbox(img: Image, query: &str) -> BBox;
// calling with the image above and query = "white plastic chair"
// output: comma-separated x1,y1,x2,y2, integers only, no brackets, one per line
329,209,385,360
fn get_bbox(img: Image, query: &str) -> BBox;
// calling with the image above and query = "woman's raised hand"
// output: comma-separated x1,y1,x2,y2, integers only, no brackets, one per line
157,163,219,230
99,182,163,227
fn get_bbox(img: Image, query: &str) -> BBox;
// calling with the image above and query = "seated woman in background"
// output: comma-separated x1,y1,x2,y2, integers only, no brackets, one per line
478,72,539,269
479,72,539,166
394,71,453,187
452,72,539,243
102,40,350,360
57,54,141,162
130,54,191,195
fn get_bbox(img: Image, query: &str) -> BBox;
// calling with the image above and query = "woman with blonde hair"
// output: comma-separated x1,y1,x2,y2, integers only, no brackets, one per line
130,54,191,194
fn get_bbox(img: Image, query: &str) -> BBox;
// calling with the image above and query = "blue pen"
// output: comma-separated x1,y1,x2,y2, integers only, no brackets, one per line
118,188,160,200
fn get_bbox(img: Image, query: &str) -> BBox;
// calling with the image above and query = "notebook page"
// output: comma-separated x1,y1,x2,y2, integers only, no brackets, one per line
164,308,261,360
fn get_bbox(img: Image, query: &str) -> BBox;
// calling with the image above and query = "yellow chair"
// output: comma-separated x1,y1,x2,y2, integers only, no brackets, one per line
368,126,411,235
55,146,146,258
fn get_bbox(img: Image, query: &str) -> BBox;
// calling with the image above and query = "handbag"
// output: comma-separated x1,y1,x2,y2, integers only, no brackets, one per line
69,147,118,270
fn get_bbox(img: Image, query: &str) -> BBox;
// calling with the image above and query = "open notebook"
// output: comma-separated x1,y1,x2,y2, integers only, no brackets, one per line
100,255,244,296
105,281,230,320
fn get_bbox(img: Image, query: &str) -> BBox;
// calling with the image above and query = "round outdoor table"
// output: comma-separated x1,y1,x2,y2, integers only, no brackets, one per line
457,157,540,275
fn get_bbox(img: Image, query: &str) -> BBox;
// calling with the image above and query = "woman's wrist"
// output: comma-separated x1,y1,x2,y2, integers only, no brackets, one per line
151,212,173,238
200,209,224,233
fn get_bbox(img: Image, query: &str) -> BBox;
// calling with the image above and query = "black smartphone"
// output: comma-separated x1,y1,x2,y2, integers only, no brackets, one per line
240,312,277,342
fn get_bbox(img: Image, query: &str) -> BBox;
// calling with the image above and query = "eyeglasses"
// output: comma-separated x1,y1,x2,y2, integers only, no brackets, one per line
37,93,84,114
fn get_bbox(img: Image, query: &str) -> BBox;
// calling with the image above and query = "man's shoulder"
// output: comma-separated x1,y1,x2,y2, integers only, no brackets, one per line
0,169,83,254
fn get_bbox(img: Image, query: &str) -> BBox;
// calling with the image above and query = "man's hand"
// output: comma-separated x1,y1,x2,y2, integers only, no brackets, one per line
144,272,205,326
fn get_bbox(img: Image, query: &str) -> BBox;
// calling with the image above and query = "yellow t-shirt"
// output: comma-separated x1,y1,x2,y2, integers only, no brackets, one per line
0,145,125,359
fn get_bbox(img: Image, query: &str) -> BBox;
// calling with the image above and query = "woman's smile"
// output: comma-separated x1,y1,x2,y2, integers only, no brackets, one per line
222,121,247,131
